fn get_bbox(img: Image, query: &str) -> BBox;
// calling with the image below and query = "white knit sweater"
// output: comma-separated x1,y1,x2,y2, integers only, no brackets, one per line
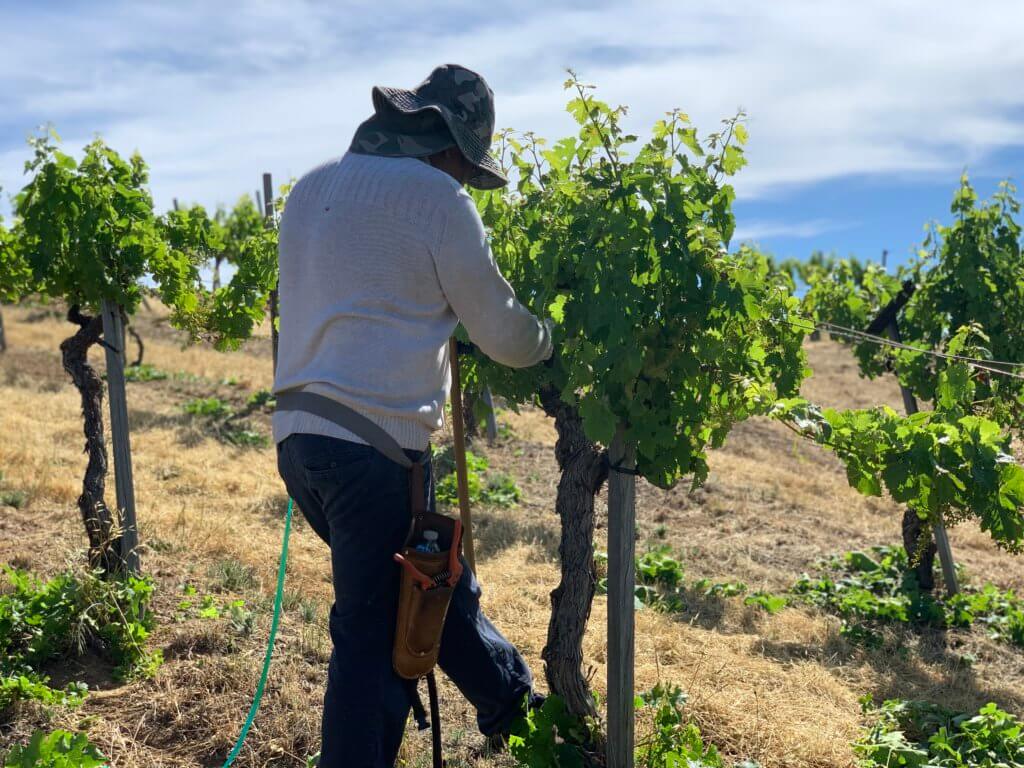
271,151,552,451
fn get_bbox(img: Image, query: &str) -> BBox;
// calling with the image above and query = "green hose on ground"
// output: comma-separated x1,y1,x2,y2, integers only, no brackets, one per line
221,497,293,767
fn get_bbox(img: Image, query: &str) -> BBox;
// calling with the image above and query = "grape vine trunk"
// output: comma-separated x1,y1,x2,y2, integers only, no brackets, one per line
60,305,124,574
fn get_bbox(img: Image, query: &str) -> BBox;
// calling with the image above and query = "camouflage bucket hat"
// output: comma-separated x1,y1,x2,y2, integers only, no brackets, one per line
349,64,508,190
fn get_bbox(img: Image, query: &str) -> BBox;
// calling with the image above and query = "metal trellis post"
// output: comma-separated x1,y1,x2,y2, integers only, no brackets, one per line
100,299,141,576
607,426,636,768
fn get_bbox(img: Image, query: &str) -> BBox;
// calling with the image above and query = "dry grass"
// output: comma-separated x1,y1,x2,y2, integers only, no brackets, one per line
1,302,1022,767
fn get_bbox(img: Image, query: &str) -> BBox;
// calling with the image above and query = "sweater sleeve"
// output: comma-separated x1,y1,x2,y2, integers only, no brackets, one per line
433,191,552,368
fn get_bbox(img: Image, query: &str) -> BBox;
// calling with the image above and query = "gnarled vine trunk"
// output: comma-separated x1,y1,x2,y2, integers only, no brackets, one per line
903,510,937,591
127,324,144,367
60,305,123,574
539,385,608,722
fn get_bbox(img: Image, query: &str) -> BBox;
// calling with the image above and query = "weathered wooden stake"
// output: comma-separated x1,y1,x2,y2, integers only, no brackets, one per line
263,173,279,372
448,338,476,572
0,306,7,353
100,299,140,576
607,426,636,768
886,317,959,595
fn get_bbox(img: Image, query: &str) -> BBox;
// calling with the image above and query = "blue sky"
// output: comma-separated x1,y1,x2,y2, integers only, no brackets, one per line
1,0,1022,271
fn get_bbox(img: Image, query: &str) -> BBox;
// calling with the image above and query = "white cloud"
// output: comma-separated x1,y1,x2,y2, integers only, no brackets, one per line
733,218,850,242
1,0,1023,216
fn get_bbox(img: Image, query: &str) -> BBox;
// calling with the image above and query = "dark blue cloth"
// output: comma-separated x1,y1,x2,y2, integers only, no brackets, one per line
277,432,533,768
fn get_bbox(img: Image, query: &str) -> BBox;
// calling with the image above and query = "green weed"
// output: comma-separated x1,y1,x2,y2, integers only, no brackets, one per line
505,687,757,768
176,582,254,636
209,558,259,592
227,600,254,636
791,545,1024,648
595,547,750,614
282,592,320,624
3,729,106,767
123,363,168,382
0,489,28,509
0,471,28,509
508,694,591,767
482,472,521,505
221,427,269,448
0,676,87,712
636,683,760,767
743,592,789,614
434,449,521,508
855,696,1024,767
246,389,276,409
183,397,233,418
691,578,748,599
182,397,268,448
0,567,160,711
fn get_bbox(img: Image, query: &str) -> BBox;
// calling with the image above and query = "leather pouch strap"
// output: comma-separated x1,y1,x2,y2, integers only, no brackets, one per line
275,389,416,469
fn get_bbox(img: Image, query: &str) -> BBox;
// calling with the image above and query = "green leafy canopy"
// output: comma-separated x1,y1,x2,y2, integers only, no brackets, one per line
15,130,185,314
771,398,1024,551
800,175,1024,436
9,130,279,350
466,74,808,489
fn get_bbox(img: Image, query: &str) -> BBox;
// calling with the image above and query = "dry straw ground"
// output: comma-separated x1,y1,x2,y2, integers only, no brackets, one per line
1,301,1022,767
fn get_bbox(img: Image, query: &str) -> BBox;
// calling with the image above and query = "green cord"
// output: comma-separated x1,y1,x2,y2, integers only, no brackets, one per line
221,497,293,767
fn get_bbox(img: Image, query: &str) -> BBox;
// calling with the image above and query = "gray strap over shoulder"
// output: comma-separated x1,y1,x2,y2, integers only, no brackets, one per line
274,389,414,469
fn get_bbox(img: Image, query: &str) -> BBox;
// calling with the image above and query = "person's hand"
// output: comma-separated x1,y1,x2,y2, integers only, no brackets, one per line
543,317,555,342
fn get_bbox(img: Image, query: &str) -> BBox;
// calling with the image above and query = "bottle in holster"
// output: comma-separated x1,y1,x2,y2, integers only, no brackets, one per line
415,530,441,553
392,464,464,680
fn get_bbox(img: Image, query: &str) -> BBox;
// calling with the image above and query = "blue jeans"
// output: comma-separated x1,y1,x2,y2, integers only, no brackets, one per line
277,433,533,767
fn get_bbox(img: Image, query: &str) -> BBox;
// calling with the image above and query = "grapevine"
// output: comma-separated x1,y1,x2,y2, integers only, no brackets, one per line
1,131,277,573
464,74,809,718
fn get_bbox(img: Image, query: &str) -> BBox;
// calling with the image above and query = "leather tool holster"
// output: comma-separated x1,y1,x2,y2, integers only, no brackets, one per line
393,462,463,679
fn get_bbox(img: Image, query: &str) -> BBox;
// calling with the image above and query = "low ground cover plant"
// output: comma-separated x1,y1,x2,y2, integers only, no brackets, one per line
0,566,160,712
174,583,254,635
507,685,760,767
792,546,1024,647
591,544,1024,653
594,547,749,613
434,447,522,508
0,472,28,510
181,396,269,448
121,363,168,383
856,697,1024,767
3,729,106,768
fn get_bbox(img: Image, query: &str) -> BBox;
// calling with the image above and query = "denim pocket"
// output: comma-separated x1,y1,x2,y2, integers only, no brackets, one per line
294,435,374,479
304,452,371,479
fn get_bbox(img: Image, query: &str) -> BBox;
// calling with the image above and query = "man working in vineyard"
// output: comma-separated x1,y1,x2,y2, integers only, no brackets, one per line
272,64,553,767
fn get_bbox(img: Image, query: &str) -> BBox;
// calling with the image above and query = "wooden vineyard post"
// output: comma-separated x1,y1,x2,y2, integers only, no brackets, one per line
100,299,141,576
607,426,636,768
0,305,6,352
447,338,477,572
482,386,499,444
885,316,959,595
866,282,959,596
263,172,279,372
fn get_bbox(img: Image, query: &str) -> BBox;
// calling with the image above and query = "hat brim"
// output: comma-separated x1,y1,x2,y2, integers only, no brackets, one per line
373,86,508,190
